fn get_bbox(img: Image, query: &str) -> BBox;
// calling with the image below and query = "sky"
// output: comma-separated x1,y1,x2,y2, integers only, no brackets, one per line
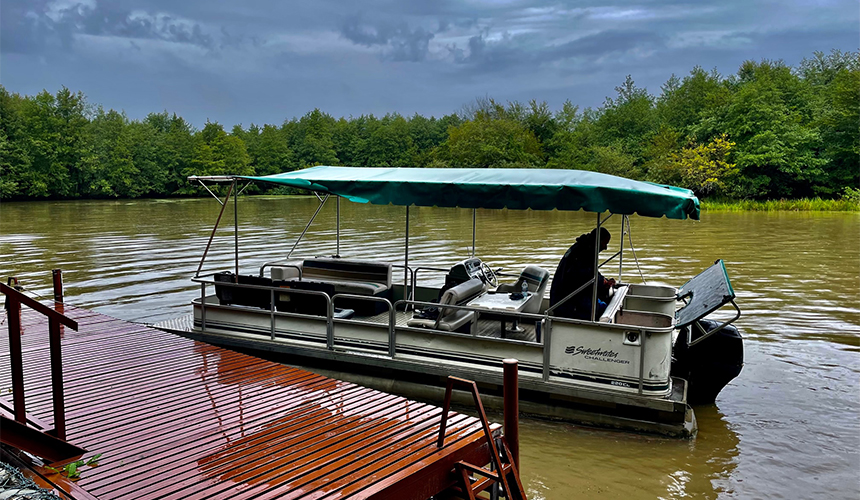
2,0,858,128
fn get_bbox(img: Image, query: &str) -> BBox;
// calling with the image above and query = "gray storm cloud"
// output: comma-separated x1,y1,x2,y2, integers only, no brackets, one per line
1,0,856,127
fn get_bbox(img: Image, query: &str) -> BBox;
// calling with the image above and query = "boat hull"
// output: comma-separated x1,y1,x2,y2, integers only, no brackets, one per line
164,302,697,438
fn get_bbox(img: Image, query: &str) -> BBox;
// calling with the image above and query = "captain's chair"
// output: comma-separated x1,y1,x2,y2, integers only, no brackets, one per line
496,265,550,314
496,265,550,337
407,278,484,333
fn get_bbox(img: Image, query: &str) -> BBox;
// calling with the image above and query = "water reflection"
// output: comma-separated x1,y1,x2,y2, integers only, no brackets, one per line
513,404,739,500
192,346,471,498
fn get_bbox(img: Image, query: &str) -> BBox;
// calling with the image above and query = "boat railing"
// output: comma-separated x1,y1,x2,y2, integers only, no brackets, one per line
332,293,395,355
194,277,333,342
410,266,449,302
390,264,416,301
194,274,545,354
193,276,662,390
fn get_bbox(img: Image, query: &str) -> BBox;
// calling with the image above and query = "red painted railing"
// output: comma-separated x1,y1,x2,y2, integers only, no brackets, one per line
2,273,77,439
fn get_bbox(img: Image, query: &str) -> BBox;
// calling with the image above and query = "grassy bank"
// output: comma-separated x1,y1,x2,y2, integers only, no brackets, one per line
701,197,860,212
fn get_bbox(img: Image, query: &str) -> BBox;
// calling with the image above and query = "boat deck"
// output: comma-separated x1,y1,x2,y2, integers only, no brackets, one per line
0,303,501,499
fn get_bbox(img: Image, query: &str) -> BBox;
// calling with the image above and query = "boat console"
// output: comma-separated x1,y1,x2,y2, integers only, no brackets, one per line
445,257,487,288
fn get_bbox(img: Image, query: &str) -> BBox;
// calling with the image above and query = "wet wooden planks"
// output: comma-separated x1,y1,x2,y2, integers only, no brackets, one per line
0,304,498,499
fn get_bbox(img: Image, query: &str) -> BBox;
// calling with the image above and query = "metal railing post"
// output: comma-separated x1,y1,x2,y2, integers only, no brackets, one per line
542,318,552,381
270,290,276,341
388,307,396,358
200,282,207,331
404,206,410,289
326,296,334,350
503,359,519,470
592,212,601,321
638,332,646,395
233,179,239,277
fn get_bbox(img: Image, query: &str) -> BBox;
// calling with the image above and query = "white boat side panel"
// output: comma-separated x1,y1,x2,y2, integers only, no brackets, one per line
548,321,673,396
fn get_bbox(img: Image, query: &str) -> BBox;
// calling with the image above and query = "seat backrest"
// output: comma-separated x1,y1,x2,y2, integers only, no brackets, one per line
271,263,302,281
438,278,484,320
519,265,550,314
302,258,392,287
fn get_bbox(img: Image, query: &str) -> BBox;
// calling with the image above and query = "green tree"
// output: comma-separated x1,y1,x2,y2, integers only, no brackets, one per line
716,60,826,197
145,112,196,195
254,124,294,175
86,108,137,197
290,109,339,167
674,135,737,196
178,121,251,194
364,114,417,166
438,111,543,168
595,75,657,167
0,87,31,199
546,106,598,170
656,67,731,138
801,50,860,195
13,88,91,198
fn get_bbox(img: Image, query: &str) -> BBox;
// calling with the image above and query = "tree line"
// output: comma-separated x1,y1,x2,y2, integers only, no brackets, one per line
1,50,857,201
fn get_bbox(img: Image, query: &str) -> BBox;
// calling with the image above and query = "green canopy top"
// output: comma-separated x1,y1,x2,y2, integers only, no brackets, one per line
240,166,700,220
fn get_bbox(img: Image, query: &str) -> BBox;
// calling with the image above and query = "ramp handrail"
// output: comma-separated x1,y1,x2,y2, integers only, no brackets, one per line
1,279,78,440
436,375,527,500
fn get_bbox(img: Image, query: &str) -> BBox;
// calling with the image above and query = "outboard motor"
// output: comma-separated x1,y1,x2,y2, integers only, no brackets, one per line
672,319,743,405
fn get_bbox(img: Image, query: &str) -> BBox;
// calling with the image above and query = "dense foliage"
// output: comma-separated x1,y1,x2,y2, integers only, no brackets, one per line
1,50,857,201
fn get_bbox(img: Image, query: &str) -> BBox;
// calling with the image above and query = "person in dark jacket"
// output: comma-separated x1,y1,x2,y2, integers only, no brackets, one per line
550,227,615,320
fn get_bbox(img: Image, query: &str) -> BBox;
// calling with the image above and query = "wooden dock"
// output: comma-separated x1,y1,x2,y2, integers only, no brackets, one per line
0,301,505,499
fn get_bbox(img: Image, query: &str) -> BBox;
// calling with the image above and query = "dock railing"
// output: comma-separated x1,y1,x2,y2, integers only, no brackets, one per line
2,272,78,441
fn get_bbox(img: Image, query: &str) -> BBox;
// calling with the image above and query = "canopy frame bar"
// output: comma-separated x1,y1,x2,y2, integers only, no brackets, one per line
234,181,239,276
591,212,602,322
471,209,477,258
405,206,410,296
195,180,235,278
288,194,330,259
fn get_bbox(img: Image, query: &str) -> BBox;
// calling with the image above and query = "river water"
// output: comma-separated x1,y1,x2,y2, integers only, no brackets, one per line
1,197,858,499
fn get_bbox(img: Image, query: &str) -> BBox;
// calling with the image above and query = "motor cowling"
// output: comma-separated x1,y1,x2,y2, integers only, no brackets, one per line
672,319,744,405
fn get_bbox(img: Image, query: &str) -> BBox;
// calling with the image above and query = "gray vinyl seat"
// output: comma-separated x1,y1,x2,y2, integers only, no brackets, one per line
496,265,550,314
407,278,485,332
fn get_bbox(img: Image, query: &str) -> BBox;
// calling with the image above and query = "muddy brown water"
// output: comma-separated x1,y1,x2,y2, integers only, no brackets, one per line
1,197,858,499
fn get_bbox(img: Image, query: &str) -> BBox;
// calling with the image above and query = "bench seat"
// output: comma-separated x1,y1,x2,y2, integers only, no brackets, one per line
271,258,393,316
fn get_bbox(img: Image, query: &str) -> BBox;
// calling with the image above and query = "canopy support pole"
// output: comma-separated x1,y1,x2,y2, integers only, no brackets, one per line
195,181,234,278
618,216,626,281
626,216,647,284
336,196,341,257
471,209,477,257
234,179,239,277
591,212,602,322
288,194,329,259
405,206,410,293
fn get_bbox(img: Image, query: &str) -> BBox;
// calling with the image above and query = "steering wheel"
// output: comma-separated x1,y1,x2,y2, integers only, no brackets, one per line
480,262,498,288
